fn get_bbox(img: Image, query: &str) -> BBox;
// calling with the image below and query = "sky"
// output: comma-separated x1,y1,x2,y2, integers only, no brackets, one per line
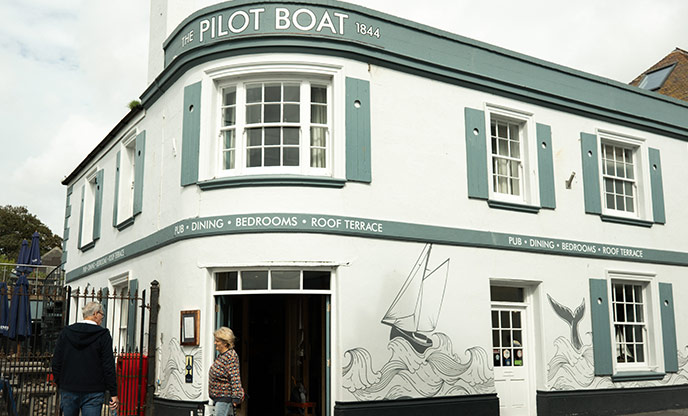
1,0,687,239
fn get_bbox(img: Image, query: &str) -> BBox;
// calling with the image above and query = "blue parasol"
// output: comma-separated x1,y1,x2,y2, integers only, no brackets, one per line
0,282,8,337
28,231,42,268
8,274,31,340
15,240,30,276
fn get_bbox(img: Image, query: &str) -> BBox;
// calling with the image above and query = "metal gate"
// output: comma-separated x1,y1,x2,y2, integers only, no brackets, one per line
0,266,159,416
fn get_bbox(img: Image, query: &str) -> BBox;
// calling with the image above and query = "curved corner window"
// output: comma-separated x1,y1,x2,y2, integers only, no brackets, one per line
218,78,332,177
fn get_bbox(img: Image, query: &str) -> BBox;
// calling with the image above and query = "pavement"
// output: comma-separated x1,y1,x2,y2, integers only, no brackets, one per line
625,411,688,416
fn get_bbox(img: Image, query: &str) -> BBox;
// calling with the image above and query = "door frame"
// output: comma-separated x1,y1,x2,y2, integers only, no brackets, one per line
213,292,332,416
490,282,540,416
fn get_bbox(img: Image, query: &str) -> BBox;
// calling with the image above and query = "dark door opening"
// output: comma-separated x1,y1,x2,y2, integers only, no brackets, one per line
217,294,327,416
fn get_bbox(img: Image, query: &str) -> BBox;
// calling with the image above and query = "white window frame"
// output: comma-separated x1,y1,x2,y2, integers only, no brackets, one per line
206,62,344,179
109,273,130,351
214,268,333,296
80,168,98,246
484,104,539,206
606,270,663,374
116,130,138,223
597,130,652,221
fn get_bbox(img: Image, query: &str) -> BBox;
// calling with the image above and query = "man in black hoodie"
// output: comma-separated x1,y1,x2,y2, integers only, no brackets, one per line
52,301,119,416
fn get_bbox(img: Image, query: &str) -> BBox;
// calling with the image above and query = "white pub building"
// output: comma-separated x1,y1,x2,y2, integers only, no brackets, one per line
60,1,688,415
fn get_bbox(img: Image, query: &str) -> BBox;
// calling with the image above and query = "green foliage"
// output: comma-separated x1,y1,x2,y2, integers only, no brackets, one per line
128,100,142,110
0,205,62,262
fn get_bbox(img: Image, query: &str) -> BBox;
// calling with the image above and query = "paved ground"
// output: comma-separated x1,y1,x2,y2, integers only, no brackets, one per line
625,411,688,416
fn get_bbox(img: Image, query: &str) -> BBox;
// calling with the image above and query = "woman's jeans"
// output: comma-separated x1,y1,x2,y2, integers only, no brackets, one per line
215,401,235,416
60,391,105,416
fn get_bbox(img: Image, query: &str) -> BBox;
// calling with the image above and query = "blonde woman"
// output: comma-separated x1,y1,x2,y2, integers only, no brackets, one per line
209,327,245,416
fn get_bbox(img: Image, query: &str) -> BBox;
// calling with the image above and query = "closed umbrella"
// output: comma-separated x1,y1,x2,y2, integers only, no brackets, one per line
28,231,42,268
14,239,30,276
8,274,31,340
0,282,8,337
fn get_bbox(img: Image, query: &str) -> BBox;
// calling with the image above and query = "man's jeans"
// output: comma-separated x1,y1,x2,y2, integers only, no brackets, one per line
60,391,105,416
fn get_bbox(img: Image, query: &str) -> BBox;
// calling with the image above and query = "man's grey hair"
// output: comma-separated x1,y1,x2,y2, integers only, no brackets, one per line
82,301,104,319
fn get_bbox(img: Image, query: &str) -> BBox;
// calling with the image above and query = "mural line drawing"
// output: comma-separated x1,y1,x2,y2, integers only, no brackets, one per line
381,244,450,353
343,244,494,400
158,337,203,400
546,294,688,390
548,294,585,350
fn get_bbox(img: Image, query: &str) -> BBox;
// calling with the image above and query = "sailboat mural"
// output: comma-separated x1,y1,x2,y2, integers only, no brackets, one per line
381,244,450,353
343,243,494,400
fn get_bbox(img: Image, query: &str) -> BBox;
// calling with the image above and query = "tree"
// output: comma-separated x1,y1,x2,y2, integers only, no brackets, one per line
0,205,62,263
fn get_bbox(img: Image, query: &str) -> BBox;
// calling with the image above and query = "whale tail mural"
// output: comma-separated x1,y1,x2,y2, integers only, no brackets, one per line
548,295,585,350
381,244,450,353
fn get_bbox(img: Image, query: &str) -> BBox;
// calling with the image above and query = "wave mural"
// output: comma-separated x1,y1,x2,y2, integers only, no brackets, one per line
547,294,688,389
158,337,203,400
342,333,494,400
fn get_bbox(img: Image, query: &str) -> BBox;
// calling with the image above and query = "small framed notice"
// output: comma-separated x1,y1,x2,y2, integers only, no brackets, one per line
180,310,200,346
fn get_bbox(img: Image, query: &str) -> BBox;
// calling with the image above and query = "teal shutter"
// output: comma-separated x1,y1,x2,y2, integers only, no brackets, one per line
64,185,73,222
589,279,613,375
92,170,104,240
127,279,139,351
464,108,488,199
659,283,678,372
580,133,601,214
181,82,202,186
648,148,665,224
101,287,109,328
134,131,146,215
345,77,371,183
113,151,121,227
536,123,556,209
63,185,73,264
78,185,85,248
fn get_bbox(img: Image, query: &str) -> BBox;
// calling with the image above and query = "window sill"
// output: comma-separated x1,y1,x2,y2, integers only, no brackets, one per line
600,215,654,228
611,371,665,382
487,200,541,214
198,175,346,190
115,216,136,231
79,240,97,252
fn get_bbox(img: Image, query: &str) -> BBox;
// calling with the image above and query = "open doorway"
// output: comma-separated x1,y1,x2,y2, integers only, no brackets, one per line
216,294,329,416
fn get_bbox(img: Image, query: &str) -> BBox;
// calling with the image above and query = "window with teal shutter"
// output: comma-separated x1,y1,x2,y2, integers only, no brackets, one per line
580,131,665,227
79,169,103,251
589,277,677,379
464,106,555,212
114,130,146,230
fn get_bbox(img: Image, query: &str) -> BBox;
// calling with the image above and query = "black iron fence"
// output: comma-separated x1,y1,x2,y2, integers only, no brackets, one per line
0,268,67,416
0,267,159,416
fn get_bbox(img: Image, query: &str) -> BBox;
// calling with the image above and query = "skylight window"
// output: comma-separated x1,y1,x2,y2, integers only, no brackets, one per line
638,64,675,91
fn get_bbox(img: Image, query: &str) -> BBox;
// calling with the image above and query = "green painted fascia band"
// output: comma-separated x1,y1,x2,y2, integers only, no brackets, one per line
142,41,688,140
66,212,688,281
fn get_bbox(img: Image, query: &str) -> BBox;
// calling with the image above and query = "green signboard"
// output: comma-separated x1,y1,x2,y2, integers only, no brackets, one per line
66,212,688,282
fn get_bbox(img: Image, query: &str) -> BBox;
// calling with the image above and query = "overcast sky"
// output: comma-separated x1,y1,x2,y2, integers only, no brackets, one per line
1,0,686,239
